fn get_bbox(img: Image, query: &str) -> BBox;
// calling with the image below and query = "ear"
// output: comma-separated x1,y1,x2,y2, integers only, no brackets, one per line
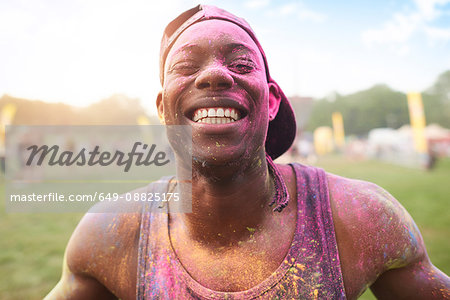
268,82,282,121
156,91,165,124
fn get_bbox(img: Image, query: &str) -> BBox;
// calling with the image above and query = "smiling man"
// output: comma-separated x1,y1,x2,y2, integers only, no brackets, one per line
46,5,449,300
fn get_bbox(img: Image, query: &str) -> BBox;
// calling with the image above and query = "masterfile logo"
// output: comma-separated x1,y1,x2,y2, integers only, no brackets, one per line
25,142,170,172
5,125,192,213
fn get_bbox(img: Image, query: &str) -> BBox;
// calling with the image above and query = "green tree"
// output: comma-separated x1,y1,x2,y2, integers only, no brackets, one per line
305,70,450,135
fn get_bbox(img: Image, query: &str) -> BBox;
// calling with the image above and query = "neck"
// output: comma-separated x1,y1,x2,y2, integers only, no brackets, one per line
171,152,275,246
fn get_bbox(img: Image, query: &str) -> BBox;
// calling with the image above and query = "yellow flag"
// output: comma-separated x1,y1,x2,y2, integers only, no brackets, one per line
314,126,334,155
1,103,17,127
0,103,17,145
407,92,428,153
332,112,345,148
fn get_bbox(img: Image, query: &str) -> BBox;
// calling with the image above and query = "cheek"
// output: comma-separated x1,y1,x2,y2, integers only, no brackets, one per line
241,71,269,102
164,77,189,97
162,77,192,113
246,79,270,117
243,79,270,138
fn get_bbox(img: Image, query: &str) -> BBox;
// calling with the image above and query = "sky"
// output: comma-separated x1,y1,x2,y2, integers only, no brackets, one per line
1,0,450,114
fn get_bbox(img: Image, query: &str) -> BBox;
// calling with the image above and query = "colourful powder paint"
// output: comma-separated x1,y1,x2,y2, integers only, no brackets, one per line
136,163,346,299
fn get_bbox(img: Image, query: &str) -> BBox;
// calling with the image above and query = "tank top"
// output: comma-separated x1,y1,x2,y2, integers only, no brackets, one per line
136,163,346,299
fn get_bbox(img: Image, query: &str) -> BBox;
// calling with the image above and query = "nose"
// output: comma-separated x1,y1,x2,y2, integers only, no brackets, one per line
195,65,234,90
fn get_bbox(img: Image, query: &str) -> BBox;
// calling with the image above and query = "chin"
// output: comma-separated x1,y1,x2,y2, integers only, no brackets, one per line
192,145,260,178
192,158,244,182
195,142,249,161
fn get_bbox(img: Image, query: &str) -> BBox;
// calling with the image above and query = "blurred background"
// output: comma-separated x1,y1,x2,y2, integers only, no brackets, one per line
0,0,449,299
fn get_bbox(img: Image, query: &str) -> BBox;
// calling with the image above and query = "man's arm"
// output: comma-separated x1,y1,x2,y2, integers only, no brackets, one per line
45,205,141,300
371,257,450,299
365,184,450,299
328,173,450,299
45,250,117,300
44,211,120,299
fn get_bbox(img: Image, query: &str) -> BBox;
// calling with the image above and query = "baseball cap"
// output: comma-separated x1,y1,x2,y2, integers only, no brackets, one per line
160,4,296,159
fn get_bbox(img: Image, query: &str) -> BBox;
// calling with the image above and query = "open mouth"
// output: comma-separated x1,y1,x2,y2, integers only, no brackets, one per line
191,107,242,124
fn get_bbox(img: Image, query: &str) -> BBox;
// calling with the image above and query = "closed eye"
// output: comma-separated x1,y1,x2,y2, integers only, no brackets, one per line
228,59,256,74
169,61,199,75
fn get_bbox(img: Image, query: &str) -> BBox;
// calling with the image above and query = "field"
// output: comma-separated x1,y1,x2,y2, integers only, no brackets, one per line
0,156,449,299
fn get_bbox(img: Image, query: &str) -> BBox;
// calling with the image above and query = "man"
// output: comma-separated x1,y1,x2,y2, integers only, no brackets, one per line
46,5,449,299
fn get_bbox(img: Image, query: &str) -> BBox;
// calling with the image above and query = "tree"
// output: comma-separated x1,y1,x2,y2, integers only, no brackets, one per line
305,70,450,135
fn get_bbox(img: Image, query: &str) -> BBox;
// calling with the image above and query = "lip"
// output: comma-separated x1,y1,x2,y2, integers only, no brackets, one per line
188,116,245,137
183,96,249,122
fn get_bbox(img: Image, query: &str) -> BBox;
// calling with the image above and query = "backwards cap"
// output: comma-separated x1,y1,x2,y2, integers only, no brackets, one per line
160,4,296,159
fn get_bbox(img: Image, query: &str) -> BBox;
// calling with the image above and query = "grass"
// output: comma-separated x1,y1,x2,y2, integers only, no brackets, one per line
0,200,82,299
0,156,449,299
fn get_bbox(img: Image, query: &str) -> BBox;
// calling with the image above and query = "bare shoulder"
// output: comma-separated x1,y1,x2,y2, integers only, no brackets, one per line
326,173,426,298
46,190,145,299
66,200,142,286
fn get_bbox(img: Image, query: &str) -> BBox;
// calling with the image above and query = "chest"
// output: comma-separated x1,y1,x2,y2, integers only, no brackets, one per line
170,217,297,292
175,244,284,292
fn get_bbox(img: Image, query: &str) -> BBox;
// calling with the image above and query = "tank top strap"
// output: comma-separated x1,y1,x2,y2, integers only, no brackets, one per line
290,163,346,299
136,176,173,299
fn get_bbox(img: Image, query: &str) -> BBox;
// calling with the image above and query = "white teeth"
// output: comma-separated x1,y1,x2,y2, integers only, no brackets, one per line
196,117,233,124
192,107,241,123
231,110,237,120
208,108,216,117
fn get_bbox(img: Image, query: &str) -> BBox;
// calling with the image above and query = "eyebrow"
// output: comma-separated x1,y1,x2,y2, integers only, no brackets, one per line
224,43,258,57
172,43,202,56
172,42,259,57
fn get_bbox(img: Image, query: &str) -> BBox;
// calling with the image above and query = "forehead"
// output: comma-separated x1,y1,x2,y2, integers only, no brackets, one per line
167,19,263,60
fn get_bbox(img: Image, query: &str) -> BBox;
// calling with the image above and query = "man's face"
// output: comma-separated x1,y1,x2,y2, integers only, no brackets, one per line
158,20,276,166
